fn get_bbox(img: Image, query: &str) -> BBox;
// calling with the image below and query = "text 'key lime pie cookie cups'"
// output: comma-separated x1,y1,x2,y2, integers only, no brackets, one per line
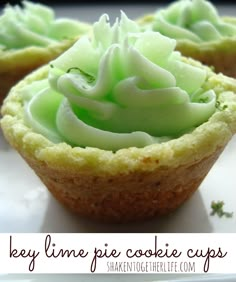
2,12,236,223
0,1,90,104
138,0,236,78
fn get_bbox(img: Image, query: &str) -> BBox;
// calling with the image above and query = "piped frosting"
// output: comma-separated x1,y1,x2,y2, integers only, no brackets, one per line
0,1,89,50
22,12,216,151
150,0,236,43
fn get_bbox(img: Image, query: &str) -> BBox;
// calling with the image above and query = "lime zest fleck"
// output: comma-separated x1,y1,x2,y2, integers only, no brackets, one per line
210,201,233,218
199,97,208,103
215,101,228,111
66,67,95,83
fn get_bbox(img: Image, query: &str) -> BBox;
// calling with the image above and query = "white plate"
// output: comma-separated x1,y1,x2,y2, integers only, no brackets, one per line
0,127,236,233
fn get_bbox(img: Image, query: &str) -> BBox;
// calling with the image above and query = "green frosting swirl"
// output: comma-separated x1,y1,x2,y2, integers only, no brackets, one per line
152,0,236,42
0,1,89,50
23,13,216,151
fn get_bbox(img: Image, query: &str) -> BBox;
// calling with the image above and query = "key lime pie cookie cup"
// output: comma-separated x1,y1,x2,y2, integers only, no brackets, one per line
139,0,236,78
1,13,236,223
0,1,90,104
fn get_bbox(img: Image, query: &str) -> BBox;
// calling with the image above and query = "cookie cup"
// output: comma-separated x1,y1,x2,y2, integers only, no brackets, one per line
0,38,82,104
1,60,236,223
139,16,236,78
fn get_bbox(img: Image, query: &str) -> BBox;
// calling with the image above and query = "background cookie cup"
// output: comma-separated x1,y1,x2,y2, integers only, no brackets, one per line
139,15,236,79
138,15,236,77
0,1,91,104
0,39,80,105
1,61,236,223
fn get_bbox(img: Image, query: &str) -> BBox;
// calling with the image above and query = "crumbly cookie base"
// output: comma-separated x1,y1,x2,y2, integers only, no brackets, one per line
22,146,222,222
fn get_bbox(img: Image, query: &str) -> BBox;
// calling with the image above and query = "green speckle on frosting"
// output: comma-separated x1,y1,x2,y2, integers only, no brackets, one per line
151,0,236,42
0,1,90,50
23,12,217,151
